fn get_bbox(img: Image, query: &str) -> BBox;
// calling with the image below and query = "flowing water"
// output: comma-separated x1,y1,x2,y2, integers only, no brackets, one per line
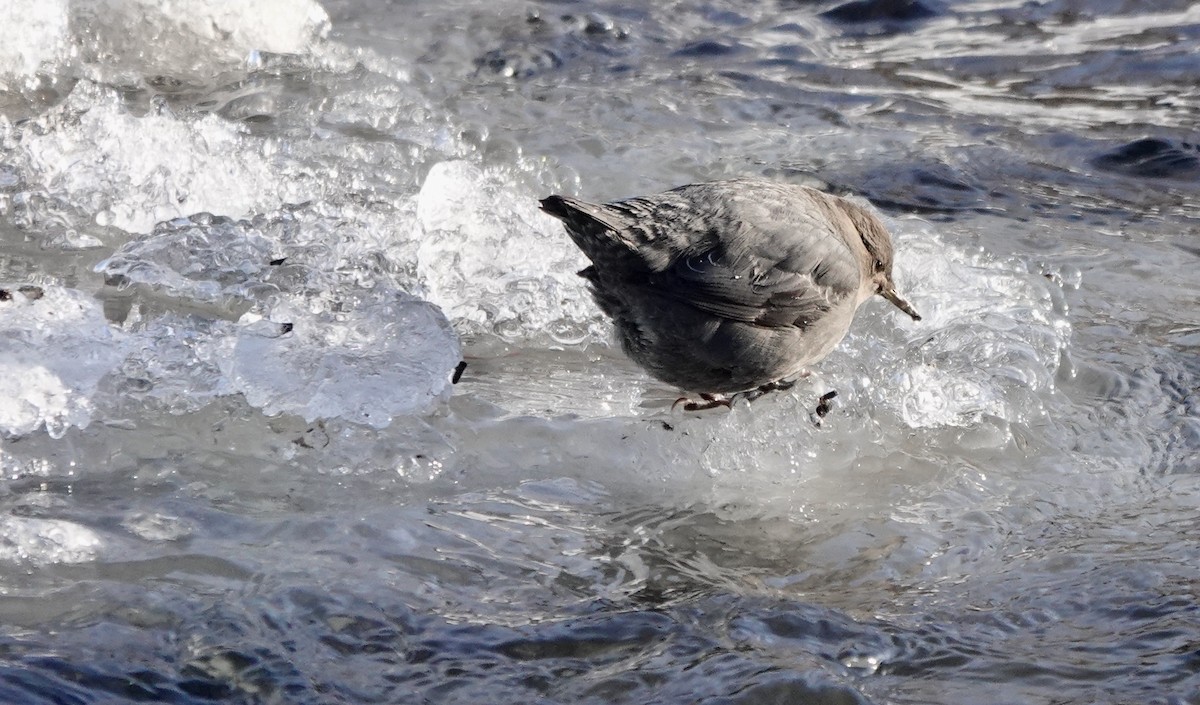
1,0,1198,703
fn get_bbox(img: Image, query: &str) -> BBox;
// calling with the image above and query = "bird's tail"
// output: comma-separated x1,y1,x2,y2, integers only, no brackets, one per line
537,195,577,222
539,195,638,266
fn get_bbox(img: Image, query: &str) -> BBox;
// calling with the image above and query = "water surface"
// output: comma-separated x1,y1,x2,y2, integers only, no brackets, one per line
1,0,1198,703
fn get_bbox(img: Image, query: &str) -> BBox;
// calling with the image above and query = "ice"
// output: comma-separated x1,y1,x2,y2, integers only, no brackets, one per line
94,206,462,425
879,227,1071,430
415,160,605,344
103,314,233,415
895,365,1004,428
8,83,315,234
0,285,128,438
219,289,461,427
411,167,1070,443
448,222,1077,519
0,1,70,84
0,363,78,437
0,0,328,85
107,0,330,58
0,516,102,565
4,40,472,434
97,213,280,304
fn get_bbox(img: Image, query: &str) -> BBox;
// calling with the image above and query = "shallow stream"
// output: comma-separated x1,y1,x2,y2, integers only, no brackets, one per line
1,0,1198,702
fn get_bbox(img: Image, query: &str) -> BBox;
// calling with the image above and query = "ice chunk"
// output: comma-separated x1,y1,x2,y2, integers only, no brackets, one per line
108,0,330,57
11,83,315,234
0,1,70,83
877,228,1071,430
0,363,80,439
895,364,1004,428
97,213,280,304
415,160,605,344
93,200,462,424
93,206,458,424
103,291,461,426
218,289,461,427
1,0,328,84
72,0,328,81
103,313,234,415
0,516,102,565
0,285,127,438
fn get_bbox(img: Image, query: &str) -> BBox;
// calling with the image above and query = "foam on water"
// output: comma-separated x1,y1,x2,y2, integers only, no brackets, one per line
0,516,102,565
120,511,195,542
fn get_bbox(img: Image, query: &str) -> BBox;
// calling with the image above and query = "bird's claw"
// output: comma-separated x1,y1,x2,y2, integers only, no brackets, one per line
811,390,838,426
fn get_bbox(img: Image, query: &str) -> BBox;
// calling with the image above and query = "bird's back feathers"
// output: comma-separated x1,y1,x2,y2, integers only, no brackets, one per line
540,180,867,331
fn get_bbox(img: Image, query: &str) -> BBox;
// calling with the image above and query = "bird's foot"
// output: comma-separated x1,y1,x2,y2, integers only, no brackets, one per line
673,392,733,412
811,390,838,426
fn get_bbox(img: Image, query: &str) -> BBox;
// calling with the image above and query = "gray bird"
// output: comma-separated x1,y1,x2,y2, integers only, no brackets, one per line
539,178,921,410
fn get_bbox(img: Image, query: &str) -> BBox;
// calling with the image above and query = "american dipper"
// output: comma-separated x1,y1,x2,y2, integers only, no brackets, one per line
540,179,921,410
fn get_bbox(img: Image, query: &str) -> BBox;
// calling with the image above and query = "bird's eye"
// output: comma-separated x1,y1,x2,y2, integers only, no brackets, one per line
874,258,885,272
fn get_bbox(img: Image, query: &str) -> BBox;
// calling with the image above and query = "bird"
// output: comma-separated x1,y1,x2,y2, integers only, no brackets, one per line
539,178,921,410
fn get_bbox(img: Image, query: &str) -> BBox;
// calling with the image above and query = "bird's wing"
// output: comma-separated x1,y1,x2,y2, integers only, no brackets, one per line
649,237,858,329
544,181,866,329
541,191,717,271
643,183,865,329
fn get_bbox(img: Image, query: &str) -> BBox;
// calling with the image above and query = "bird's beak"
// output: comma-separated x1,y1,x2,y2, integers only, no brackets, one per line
878,283,921,321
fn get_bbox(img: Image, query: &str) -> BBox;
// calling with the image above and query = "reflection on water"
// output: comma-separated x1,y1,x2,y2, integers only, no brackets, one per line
1,0,1199,703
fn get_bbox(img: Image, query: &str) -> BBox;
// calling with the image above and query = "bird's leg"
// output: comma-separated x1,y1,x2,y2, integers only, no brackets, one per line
672,380,797,412
737,379,798,404
672,378,809,412
673,393,733,411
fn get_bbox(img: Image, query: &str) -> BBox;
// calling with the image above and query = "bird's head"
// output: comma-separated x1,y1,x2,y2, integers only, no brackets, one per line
843,201,922,321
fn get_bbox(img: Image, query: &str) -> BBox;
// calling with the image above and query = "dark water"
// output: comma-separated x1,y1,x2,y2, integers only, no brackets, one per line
1,0,1198,703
